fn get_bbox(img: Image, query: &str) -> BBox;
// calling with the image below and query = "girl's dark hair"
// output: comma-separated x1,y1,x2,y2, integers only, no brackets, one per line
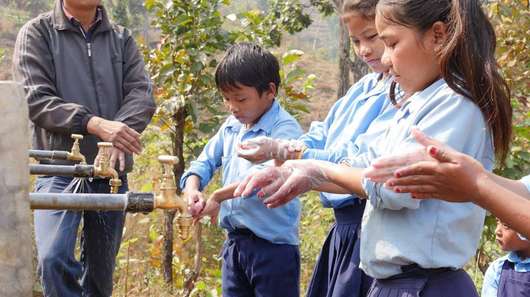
342,0,379,19
377,0,513,163
215,42,280,96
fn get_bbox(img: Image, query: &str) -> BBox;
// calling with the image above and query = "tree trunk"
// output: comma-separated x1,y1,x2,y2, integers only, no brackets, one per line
349,53,370,83
336,18,351,98
183,224,203,297
162,211,175,287
143,8,149,45
162,105,186,287
332,0,371,97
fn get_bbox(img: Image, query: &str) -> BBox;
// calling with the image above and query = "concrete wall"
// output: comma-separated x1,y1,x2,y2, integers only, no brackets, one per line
0,81,32,296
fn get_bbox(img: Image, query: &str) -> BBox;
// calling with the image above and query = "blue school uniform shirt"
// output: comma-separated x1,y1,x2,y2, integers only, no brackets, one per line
521,175,530,193
482,252,530,297
297,72,393,208
342,79,494,279
180,100,302,245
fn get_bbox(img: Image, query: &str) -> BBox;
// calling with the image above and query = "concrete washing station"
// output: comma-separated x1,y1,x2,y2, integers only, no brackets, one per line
0,82,192,296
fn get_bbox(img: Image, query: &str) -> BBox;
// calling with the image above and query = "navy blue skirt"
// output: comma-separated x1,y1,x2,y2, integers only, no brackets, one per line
306,202,372,297
367,266,479,297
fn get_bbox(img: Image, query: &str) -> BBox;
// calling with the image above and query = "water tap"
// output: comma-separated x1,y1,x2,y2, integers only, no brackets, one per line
67,134,86,164
155,155,193,240
94,142,122,193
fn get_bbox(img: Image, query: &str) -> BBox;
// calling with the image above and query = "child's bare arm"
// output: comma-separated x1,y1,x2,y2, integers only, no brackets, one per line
211,182,239,203
194,182,239,224
476,175,530,239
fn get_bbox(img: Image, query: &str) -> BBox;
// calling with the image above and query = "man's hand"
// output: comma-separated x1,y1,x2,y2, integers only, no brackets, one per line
87,116,142,154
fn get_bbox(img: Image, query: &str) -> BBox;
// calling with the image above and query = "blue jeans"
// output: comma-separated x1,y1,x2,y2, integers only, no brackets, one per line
34,176,127,297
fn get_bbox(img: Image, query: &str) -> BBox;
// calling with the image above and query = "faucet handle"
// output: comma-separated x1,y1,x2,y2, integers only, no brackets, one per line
68,134,86,163
96,142,113,164
158,155,178,165
158,155,178,175
97,142,113,151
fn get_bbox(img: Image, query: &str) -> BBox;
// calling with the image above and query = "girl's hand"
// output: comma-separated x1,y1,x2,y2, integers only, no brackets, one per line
363,129,437,183
237,136,305,163
385,143,486,202
234,160,328,208
365,128,487,202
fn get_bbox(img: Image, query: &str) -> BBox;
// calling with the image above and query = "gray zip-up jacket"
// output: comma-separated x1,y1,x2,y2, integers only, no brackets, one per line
13,1,155,173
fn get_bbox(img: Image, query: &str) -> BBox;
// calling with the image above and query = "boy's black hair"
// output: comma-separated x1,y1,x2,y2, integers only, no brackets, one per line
215,43,281,96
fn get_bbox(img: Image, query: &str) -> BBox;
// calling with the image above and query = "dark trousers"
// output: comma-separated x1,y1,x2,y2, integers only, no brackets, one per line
34,176,127,297
221,229,300,297
367,265,479,297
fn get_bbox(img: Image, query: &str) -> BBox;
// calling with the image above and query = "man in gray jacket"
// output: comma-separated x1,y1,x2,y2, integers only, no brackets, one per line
13,0,156,296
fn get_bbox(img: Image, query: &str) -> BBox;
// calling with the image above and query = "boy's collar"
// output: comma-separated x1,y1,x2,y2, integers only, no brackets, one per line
226,100,279,134
507,251,530,264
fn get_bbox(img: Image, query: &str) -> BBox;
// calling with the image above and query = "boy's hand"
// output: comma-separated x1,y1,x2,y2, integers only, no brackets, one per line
237,136,305,163
184,189,206,217
194,195,221,225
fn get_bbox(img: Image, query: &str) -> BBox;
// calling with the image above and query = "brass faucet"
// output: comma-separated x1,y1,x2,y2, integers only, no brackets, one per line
155,155,193,240
94,142,122,193
67,134,86,164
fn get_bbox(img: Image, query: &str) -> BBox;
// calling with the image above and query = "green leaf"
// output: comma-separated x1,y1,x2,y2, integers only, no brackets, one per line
144,0,156,10
282,49,304,65
226,13,237,22
285,67,305,84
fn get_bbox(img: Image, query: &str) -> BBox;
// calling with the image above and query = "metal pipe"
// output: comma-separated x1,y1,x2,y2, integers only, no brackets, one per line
29,164,95,177
29,149,70,161
28,134,86,164
29,192,154,213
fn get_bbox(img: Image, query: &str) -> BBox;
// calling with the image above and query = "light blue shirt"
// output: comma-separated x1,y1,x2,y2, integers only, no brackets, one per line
342,79,494,279
180,100,302,245
521,175,530,194
482,252,530,297
298,72,393,208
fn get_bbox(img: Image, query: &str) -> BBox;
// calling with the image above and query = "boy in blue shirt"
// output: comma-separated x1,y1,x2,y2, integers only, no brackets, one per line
180,43,302,297
482,218,530,297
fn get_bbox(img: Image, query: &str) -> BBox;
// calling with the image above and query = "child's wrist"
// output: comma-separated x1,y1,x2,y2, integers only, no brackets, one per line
295,145,307,159
210,191,222,203
473,171,493,205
